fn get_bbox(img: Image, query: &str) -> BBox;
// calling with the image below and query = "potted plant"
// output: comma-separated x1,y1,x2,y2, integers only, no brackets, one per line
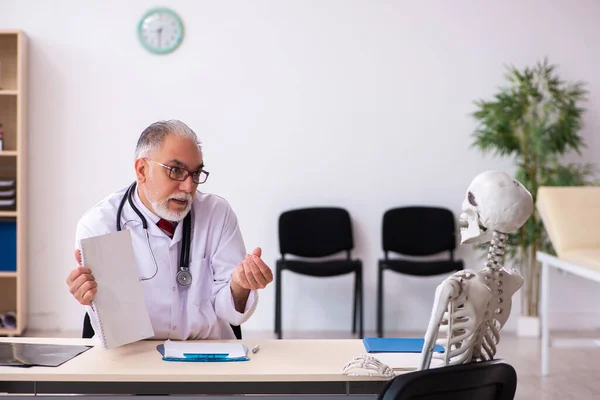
470,58,597,336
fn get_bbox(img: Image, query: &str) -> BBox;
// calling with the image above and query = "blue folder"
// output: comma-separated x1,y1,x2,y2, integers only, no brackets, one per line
156,344,250,362
363,337,445,353
0,221,16,272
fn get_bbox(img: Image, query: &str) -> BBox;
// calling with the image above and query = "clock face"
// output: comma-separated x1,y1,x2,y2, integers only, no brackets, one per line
137,8,184,54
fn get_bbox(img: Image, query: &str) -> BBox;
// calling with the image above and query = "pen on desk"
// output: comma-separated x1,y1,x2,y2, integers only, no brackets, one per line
252,344,260,354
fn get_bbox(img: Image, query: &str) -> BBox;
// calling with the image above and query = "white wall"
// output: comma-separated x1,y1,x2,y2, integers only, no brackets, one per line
1,0,600,335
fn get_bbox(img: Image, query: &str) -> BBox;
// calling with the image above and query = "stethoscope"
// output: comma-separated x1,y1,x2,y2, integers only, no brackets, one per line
116,181,193,287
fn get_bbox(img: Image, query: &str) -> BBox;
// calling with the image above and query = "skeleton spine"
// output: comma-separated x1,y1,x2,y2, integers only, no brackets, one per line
485,231,509,270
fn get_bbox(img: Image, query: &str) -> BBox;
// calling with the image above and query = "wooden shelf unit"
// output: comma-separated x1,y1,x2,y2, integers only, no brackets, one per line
0,30,27,336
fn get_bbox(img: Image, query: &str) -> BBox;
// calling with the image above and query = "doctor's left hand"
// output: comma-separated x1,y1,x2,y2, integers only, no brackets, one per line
231,247,273,291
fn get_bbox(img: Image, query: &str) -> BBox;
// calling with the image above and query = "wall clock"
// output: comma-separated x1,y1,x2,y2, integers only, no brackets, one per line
137,8,184,54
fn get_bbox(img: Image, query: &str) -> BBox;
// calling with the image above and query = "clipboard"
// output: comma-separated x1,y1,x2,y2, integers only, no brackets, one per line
157,341,250,362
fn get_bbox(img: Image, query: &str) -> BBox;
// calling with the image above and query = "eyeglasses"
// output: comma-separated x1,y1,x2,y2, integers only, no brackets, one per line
145,158,210,184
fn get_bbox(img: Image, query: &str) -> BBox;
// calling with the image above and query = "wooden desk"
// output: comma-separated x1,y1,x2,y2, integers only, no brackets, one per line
0,337,390,397
538,251,600,377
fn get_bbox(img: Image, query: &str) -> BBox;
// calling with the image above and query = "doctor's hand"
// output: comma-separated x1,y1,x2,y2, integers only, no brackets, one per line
231,247,273,291
66,249,98,306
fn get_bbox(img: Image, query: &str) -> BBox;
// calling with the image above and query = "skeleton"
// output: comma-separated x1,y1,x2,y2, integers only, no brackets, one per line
419,170,533,370
342,170,533,377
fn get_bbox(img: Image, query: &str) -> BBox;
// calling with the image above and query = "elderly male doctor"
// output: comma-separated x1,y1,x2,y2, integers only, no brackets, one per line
66,120,273,340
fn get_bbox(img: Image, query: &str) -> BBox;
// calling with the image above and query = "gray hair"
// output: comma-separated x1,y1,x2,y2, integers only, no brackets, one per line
134,120,201,160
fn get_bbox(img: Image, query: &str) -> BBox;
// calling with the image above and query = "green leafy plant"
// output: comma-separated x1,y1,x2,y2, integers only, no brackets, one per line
471,59,597,317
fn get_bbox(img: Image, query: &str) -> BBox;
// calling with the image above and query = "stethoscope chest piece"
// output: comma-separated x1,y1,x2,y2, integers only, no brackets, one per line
177,269,192,287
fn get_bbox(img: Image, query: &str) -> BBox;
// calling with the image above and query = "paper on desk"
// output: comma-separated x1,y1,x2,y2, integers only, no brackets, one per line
371,352,445,371
163,340,247,359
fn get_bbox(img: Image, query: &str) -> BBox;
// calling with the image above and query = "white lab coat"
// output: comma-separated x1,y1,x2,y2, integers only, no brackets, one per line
75,185,258,340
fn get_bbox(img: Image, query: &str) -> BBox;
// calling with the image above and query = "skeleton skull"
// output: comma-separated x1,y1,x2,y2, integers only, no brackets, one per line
459,171,533,244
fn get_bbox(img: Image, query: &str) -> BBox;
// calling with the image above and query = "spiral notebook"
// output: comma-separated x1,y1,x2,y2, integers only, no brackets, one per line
80,230,155,349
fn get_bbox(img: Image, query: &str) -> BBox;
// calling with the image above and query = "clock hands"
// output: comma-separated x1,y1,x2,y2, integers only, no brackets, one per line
157,27,163,49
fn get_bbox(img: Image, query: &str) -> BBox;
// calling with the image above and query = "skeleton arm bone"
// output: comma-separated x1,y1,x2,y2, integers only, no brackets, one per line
419,279,461,370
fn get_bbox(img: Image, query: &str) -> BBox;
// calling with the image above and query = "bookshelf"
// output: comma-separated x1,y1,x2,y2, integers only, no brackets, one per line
0,30,27,336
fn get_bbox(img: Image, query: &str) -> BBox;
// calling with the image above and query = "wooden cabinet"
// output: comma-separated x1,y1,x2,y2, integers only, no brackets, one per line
0,30,27,336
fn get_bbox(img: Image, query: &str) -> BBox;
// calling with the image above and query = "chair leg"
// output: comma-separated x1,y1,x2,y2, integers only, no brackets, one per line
352,271,358,334
377,265,384,338
274,267,278,334
358,267,364,338
275,265,282,339
274,285,278,335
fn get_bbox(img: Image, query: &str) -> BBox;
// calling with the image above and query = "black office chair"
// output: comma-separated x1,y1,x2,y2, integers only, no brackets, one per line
378,359,517,400
82,313,95,339
82,313,243,339
275,207,363,339
377,206,463,337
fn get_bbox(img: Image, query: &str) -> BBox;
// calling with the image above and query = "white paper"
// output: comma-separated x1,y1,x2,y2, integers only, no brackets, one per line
164,340,247,359
0,198,15,206
0,189,15,198
0,179,15,188
371,352,445,371
81,230,154,349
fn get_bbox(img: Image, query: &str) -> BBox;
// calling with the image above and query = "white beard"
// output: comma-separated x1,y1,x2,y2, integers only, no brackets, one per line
144,185,192,222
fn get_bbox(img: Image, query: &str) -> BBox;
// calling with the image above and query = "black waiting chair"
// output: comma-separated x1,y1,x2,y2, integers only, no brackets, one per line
82,313,243,340
378,359,517,400
275,207,363,339
377,206,463,337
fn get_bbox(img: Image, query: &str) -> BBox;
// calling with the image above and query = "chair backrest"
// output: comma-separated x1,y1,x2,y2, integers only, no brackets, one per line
82,313,243,340
278,207,354,257
382,206,456,257
378,359,517,400
82,313,94,339
537,186,600,256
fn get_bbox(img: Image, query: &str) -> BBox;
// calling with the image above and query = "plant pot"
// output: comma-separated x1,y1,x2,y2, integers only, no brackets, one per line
517,315,540,337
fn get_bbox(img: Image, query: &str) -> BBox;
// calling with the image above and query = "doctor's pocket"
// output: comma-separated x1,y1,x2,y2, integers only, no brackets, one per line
188,256,212,307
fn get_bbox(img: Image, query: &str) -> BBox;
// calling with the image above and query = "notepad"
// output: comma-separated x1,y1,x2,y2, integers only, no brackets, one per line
363,338,445,353
80,230,155,349
158,340,249,362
